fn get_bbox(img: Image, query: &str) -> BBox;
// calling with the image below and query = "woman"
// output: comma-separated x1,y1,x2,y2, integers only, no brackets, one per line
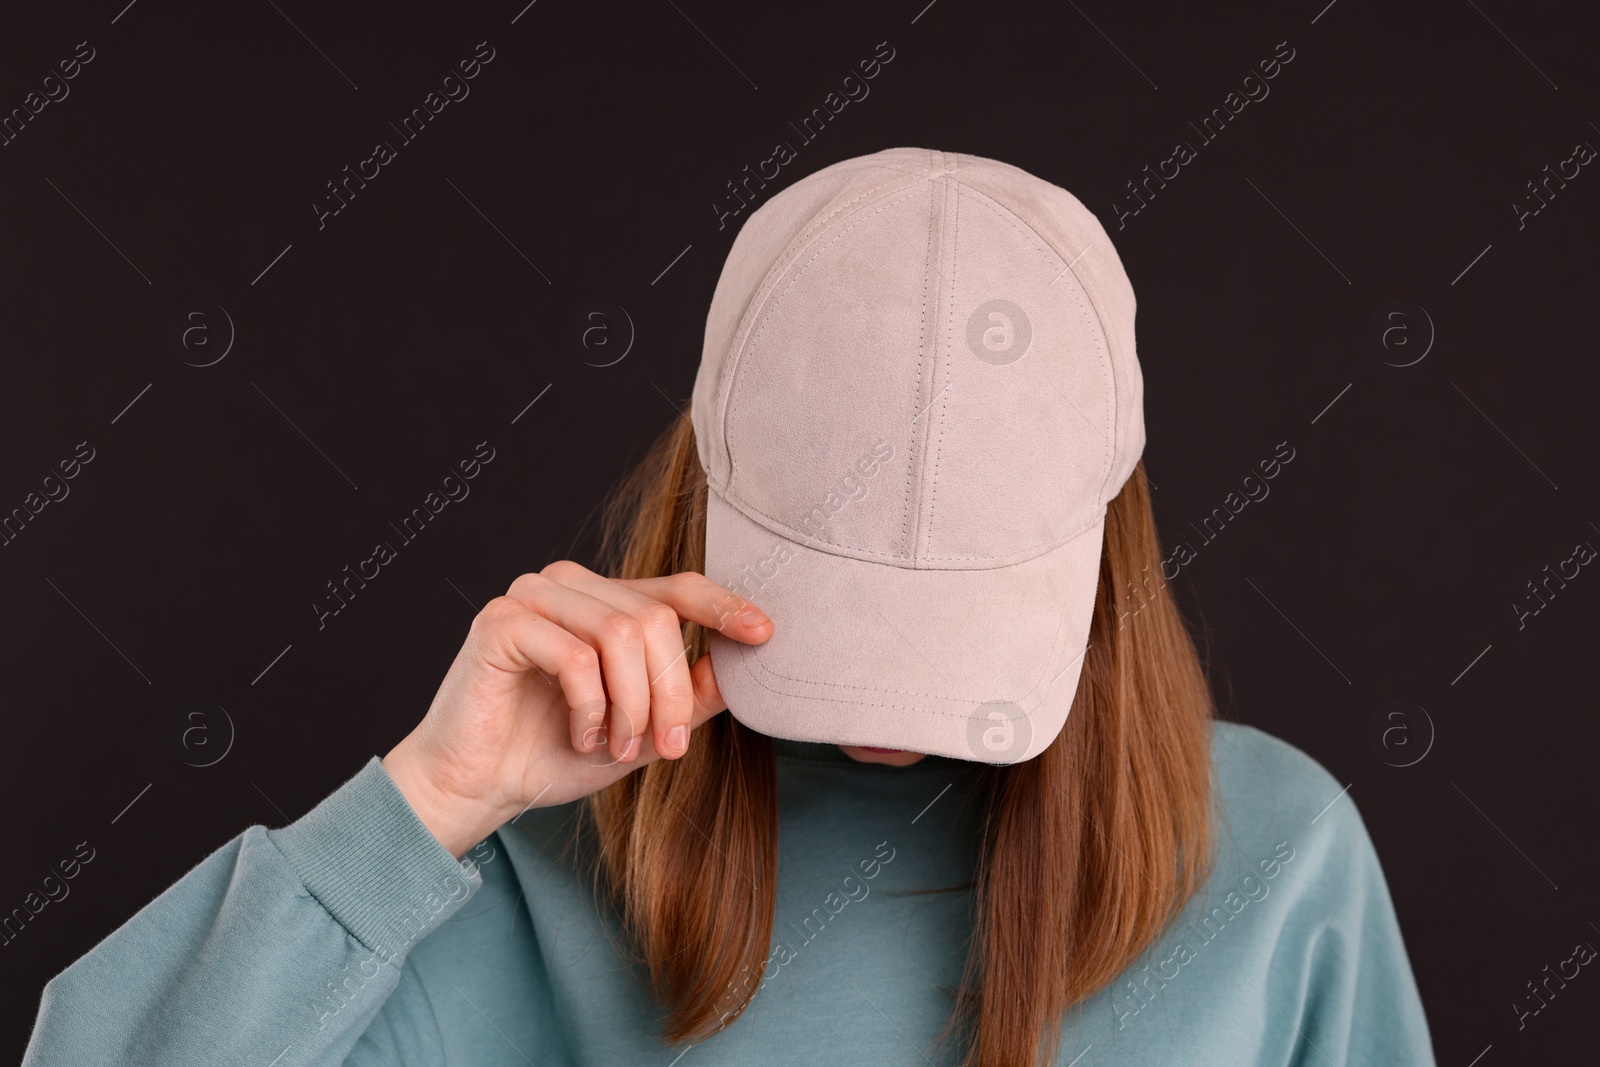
23,148,1435,1066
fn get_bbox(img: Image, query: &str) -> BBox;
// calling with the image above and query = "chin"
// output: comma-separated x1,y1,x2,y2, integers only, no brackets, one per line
837,745,929,767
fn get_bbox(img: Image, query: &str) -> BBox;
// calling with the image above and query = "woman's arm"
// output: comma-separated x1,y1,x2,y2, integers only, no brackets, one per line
22,564,772,1065
22,757,478,1067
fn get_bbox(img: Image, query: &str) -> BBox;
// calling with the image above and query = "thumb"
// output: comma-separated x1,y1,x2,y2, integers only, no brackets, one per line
689,649,731,725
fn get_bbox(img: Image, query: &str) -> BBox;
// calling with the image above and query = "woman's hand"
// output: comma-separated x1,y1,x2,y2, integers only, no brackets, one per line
382,561,773,858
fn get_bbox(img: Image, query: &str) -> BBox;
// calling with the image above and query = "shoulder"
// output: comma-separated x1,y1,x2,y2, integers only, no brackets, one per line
1191,722,1398,952
1101,729,1435,1061
1209,720,1352,831
1203,720,1377,891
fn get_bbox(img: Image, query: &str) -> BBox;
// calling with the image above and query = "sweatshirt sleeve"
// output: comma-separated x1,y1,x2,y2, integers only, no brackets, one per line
22,756,484,1067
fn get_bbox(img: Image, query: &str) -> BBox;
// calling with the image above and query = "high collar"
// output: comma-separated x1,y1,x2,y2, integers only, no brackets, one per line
766,734,985,776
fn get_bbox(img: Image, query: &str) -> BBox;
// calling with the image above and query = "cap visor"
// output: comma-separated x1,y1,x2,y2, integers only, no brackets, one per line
704,490,1103,764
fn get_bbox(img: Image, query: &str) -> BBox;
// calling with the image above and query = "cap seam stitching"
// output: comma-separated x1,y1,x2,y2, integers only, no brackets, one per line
771,751,966,768
913,144,941,559
714,485,1104,565
902,180,934,558
925,180,958,555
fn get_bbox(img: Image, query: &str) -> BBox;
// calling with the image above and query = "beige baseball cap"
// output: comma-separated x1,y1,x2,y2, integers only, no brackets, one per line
691,147,1144,764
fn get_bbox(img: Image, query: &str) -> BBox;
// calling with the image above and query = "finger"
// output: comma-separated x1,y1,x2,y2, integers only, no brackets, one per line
503,569,652,759
471,597,606,723
613,572,775,644
626,651,732,768
525,562,698,763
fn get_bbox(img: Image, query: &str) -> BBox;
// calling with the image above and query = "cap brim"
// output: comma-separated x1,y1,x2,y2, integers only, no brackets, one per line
704,490,1103,764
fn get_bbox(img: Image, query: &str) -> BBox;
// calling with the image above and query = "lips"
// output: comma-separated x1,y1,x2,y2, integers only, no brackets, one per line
861,747,901,754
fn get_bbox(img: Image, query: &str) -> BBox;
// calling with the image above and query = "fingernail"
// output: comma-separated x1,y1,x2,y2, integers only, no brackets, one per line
739,610,768,627
665,725,687,755
621,734,642,762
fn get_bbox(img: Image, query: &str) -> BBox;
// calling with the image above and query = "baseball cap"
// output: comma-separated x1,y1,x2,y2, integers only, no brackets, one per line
691,147,1144,764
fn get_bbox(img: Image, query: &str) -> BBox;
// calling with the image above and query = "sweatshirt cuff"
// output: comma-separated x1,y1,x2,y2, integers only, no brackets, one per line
268,755,484,963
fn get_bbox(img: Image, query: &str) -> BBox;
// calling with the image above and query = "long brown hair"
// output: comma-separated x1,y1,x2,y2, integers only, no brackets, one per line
586,408,1215,1066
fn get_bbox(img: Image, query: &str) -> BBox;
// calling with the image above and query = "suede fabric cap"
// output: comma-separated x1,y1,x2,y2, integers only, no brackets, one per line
691,147,1144,764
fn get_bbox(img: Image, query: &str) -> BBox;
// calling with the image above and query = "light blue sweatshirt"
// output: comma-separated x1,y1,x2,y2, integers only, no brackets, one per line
23,722,1435,1065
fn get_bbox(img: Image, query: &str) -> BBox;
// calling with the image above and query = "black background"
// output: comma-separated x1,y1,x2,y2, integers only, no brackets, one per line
2,0,1597,1062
